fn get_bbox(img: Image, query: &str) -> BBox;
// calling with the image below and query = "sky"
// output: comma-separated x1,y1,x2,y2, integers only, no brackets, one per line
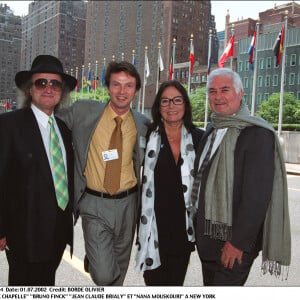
0,0,297,32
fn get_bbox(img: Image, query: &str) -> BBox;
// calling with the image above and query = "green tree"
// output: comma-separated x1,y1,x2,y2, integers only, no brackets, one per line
189,87,211,122
257,92,300,124
70,86,110,103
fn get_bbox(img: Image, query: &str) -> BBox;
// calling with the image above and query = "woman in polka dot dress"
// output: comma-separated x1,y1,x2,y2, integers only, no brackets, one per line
136,80,204,285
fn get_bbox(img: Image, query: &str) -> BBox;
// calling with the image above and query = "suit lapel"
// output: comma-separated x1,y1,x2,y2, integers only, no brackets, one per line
131,110,148,167
194,124,214,175
22,108,54,189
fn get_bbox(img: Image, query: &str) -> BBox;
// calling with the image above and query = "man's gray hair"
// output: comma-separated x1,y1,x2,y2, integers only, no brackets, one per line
207,68,243,94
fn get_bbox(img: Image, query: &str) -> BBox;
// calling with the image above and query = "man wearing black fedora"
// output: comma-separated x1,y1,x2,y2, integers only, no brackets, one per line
0,55,76,285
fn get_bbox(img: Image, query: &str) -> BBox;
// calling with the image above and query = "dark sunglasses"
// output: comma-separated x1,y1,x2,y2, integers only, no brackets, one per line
33,78,63,92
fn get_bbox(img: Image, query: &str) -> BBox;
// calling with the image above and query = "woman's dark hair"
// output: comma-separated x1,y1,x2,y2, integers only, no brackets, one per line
150,80,195,133
104,61,141,91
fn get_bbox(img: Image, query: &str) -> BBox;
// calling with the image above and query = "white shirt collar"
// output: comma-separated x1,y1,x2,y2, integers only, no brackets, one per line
31,104,54,128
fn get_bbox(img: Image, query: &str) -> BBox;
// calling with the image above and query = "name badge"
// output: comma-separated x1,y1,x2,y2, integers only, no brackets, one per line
102,149,119,162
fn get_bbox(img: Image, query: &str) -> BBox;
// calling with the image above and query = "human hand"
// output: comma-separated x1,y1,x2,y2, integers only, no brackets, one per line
0,237,7,251
221,241,243,269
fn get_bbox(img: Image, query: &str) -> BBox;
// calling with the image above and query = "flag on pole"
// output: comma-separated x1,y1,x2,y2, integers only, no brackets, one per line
82,76,87,92
273,24,285,67
189,40,195,75
101,65,106,86
145,53,150,78
169,55,173,80
248,29,257,68
159,52,164,72
218,35,234,68
87,68,92,92
208,49,212,75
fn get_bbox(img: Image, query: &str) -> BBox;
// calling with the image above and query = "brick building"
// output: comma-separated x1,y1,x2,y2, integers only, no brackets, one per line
21,1,86,73
84,0,217,114
0,3,21,103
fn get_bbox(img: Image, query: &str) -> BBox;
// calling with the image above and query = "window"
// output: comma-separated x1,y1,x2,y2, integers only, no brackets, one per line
290,54,296,66
243,94,248,104
259,58,264,69
201,75,206,82
289,73,295,85
244,77,249,88
298,74,300,85
266,57,271,69
245,61,249,71
264,93,269,100
265,76,270,87
297,91,300,100
258,94,262,104
258,76,263,87
273,75,278,86
238,61,243,72
181,71,185,78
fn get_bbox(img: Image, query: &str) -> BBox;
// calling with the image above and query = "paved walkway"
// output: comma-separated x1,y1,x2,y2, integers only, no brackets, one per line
286,163,300,175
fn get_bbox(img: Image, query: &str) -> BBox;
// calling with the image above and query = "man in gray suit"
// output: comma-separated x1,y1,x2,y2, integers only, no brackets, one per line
57,61,149,286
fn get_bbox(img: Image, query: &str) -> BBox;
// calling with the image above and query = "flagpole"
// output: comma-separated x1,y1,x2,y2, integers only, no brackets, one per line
81,65,84,98
131,50,136,109
75,67,78,102
142,46,148,115
156,42,161,93
230,25,234,69
205,29,212,129
251,21,260,116
278,10,288,137
102,58,106,102
137,49,141,112
188,34,193,96
94,60,98,100
172,38,176,80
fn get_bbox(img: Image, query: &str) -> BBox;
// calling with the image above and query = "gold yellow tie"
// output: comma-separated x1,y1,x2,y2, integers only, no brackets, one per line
103,116,123,195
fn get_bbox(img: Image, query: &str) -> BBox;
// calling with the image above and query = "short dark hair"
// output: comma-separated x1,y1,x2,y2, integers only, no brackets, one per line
104,61,141,91
150,80,195,133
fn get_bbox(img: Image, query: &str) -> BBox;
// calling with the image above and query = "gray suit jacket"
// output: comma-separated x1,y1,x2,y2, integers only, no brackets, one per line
57,100,149,220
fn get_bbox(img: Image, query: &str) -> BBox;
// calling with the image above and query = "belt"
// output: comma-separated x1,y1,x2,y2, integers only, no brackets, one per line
85,186,138,199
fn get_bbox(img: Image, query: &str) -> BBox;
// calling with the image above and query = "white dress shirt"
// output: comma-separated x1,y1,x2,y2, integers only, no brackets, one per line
31,104,68,175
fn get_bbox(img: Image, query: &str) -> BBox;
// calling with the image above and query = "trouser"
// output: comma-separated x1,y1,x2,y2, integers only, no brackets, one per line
6,248,64,286
79,191,137,286
200,251,258,286
6,207,68,286
143,251,192,286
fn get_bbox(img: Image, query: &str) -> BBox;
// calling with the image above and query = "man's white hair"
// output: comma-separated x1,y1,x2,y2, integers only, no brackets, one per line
207,68,243,94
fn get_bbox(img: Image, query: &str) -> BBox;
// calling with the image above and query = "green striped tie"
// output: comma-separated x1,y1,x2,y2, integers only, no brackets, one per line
48,117,69,210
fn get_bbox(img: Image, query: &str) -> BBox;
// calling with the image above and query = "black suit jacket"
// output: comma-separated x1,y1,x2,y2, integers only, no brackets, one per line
0,108,74,263
195,125,275,261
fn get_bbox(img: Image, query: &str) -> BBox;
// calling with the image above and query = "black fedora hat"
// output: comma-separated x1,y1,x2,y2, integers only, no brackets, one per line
15,55,77,91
